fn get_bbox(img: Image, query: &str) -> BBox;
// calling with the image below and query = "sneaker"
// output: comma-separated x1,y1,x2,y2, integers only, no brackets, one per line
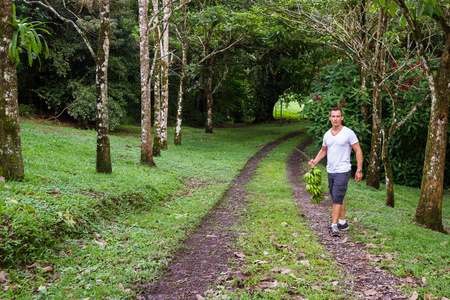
337,222,349,231
329,225,340,237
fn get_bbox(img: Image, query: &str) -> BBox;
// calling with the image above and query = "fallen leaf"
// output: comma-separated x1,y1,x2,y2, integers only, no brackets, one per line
251,281,272,290
270,267,286,273
340,237,348,243
195,295,205,300
261,273,276,281
353,217,358,222
385,253,393,260
280,268,294,275
365,243,377,249
299,260,310,268
296,253,306,259
0,177,5,182
409,291,419,300
253,260,268,265
292,232,299,237
280,222,288,226
206,234,217,238
364,289,377,296
0,271,10,283
42,266,53,272
234,252,246,259
406,277,414,283
421,277,428,285
332,281,339,286
263,251,269,255
37,285,46,292
441,241,448,245
26,262,41,269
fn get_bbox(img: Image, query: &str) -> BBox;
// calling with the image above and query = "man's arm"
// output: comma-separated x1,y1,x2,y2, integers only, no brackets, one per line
352,142,363,182
308,146,327,169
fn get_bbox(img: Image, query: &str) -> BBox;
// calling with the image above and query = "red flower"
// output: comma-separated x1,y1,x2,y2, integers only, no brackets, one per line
393,61,397,67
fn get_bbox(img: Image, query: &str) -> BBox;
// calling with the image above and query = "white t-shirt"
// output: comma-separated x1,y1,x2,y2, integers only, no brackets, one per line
323,126,359,174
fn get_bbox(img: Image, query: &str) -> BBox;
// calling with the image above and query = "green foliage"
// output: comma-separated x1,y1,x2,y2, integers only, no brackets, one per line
9,4,50,68
300,58,371,167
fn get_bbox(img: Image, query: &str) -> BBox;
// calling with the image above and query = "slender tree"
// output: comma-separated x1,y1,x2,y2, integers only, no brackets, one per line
139,0,156,166
160,0,171,150
152,0,162,156
174,0,188,145
95,0,112,173
0,0,24,181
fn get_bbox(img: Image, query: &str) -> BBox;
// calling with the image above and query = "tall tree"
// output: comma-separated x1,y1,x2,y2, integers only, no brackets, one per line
393,0,449,232
174,0,188,145
152,0,162,156
139,0,156,166
95,0,112,173
160,0,171,150
0,0,24,181
23,0,113,173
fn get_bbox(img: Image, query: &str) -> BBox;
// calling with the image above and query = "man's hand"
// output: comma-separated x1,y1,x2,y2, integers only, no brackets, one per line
355,171,363,182
308,160,315,169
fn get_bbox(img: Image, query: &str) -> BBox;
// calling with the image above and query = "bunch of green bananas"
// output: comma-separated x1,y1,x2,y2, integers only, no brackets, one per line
303,167,324,204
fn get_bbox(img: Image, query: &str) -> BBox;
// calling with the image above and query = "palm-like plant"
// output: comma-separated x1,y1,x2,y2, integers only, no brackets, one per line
8,3,50,67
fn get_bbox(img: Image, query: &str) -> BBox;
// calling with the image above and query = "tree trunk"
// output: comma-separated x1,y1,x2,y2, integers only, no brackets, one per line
205,61,214,134
95,0,112,174
0,0,24,181
152,0,162,156
139,0,156,166
382,134,395,207
415,32,449,233
174,0,187,146
366,3,388,190
393,0,448,232
160,0,170,150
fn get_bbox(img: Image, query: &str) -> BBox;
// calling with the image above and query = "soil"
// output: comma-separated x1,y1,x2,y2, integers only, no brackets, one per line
138,132,419,300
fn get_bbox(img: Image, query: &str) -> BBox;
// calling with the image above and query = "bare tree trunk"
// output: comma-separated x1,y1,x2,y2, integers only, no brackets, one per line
95,0,112,174
205,61,214,134
139,0,156,166
367,3,388,190
160,0,170,150
152,0,162,156
0,0,24,181
174,0,187,146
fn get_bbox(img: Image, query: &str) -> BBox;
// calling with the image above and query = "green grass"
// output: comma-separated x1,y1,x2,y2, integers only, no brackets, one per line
1,118,449,299
0,119,303,299
213,137,352,299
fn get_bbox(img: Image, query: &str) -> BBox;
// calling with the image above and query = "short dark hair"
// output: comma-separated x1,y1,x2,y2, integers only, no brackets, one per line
329,107,343,116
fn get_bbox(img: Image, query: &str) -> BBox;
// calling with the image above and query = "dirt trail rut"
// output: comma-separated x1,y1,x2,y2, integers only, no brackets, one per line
140,132,413,299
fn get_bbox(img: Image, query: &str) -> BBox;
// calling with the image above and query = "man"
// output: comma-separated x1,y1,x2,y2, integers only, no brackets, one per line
308,107,363,237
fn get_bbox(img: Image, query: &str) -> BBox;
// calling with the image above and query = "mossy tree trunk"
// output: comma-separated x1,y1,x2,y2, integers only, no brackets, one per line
394,0,448,232
139,0,156,166
95,0,112,174
0,0,24,181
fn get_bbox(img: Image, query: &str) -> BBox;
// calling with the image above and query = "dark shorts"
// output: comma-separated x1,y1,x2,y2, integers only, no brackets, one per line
328,171,351,205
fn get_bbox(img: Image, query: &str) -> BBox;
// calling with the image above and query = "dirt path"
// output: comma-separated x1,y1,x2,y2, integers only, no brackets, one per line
139,133,414,299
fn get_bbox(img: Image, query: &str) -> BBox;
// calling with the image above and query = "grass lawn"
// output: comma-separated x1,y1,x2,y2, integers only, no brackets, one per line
0,118,448,299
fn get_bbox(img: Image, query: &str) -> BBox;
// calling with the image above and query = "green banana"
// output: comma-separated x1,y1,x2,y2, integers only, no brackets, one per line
303,167,324,204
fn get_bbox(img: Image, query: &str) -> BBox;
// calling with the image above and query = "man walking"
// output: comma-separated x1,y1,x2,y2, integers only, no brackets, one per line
308,107,363,237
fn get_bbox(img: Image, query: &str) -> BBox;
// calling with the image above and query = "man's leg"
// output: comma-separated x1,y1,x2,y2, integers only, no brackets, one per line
332,203,342,225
